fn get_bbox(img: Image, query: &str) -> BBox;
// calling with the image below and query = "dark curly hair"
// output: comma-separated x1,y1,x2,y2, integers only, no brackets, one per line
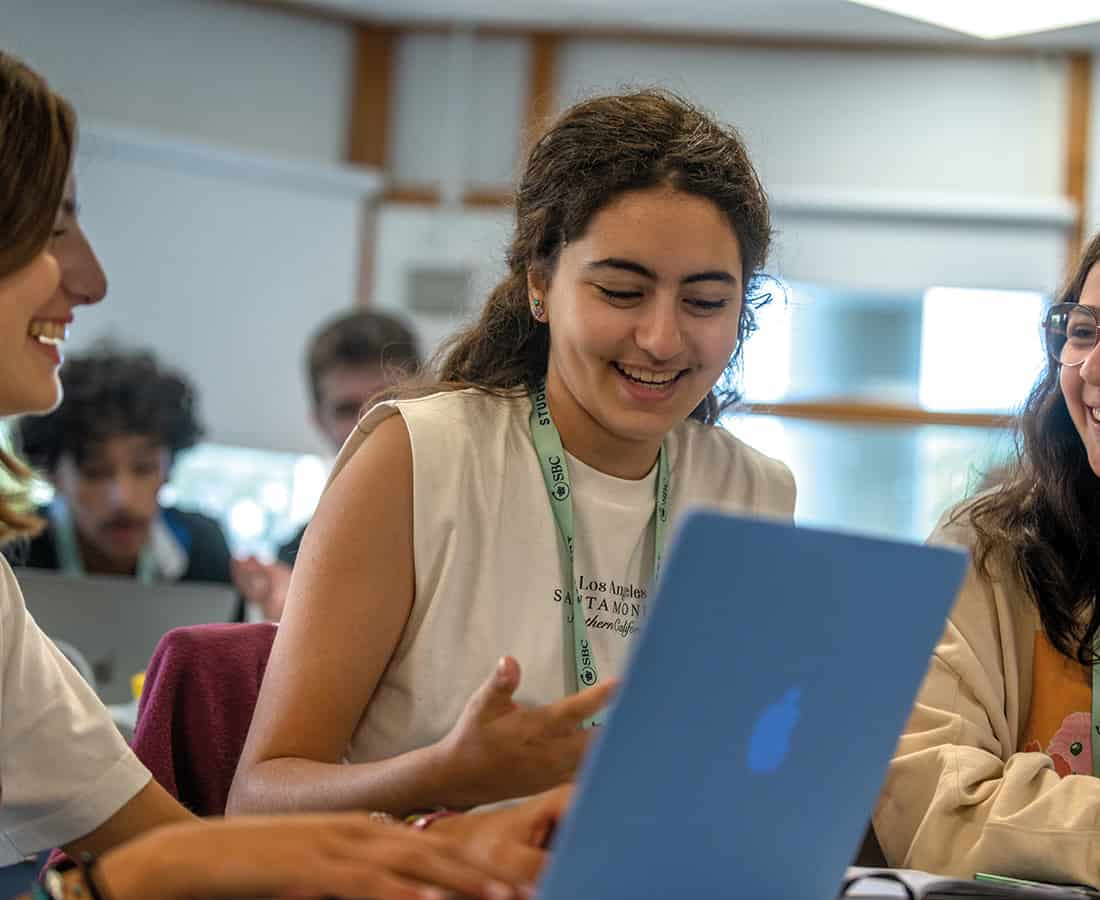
961,231,1100,666
17,346,204,472
393,88,773,423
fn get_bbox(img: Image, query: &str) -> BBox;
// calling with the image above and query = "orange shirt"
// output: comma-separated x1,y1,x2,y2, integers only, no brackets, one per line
1020,632,1093,777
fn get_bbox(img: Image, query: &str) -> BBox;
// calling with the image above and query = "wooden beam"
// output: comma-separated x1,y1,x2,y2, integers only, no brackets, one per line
346,25,396,168
345,25,398,306
383,185,439,205
526,33,560,146
383,185,515,207
464,188,516,207
1065,52,1092,267
740,401,1013,429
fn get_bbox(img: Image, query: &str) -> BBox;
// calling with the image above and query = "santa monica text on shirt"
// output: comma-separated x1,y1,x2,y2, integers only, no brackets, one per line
554,605,642,637
552,577,649,636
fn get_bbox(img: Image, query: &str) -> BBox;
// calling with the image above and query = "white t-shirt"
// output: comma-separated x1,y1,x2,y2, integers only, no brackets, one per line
0,557,150,863
335,389,796,765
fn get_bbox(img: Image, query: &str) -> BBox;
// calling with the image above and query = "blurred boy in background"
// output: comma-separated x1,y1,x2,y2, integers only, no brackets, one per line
11,347,234,592
232,309,421,619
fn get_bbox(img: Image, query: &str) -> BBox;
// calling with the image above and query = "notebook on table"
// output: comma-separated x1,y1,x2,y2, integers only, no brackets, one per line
843,868,1100,899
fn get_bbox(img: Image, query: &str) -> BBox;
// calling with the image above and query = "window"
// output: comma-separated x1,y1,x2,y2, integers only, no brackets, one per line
919,286,1046,412
732,282,1036,539
726,414,1013,541
164,443,328,556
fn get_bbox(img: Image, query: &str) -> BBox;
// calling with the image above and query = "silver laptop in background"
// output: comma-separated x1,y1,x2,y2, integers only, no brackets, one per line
16,570,238,705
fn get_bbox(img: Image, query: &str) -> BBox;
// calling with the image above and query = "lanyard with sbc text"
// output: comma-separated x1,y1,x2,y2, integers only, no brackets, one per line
529,381,670,727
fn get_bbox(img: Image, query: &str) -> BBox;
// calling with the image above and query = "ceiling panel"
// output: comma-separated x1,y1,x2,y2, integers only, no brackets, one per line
251,0,1100,47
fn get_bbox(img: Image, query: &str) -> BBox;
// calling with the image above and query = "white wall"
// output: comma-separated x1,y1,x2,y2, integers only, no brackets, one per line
379,36,1074,316
559,42,1067,196
69,124,381,455
370,204,514,352
3,0,353,163
1086,52,1100,243
391,32,528,190
4,0,375,453
390,37,1070,197
769,190,1074,293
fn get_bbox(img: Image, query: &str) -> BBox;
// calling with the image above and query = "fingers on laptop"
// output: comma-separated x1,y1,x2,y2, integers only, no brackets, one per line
432,785,575,884
102,815,534,900
368,827,536,900
431,812,546,886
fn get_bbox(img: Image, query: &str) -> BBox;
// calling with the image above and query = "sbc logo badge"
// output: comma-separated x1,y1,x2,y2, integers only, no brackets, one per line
548,455,569,501
579,666,597,686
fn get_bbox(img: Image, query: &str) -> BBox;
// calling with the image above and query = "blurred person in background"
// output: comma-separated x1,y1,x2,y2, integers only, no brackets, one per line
232,309,421,620
11,347,234,592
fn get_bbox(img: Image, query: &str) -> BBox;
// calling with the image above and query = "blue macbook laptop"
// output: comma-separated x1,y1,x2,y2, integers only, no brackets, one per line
539,510,967,900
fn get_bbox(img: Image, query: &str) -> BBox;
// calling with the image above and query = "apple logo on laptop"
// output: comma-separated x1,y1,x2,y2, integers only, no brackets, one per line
747,687,802,774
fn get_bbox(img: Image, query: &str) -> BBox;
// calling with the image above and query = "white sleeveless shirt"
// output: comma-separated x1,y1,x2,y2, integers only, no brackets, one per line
335,389,795,765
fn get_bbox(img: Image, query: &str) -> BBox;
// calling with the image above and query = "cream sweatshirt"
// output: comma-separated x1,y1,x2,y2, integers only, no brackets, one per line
873,506,1100,886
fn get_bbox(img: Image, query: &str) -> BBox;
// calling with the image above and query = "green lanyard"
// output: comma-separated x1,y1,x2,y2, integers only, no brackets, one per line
529,381,670,727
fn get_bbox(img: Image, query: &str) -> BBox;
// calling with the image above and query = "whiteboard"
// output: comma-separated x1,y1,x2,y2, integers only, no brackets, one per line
66,122,382,456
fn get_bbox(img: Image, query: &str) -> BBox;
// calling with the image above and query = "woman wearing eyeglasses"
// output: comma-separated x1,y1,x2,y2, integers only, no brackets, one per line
874,234,1100,885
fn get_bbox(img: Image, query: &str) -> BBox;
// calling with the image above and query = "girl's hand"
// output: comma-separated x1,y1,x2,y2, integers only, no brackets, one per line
96,813,537,900
430,785,574,884
230,557,292,621
434,657,616,808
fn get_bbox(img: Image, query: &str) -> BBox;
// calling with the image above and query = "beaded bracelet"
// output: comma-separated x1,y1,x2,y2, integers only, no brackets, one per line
407,809,459,830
